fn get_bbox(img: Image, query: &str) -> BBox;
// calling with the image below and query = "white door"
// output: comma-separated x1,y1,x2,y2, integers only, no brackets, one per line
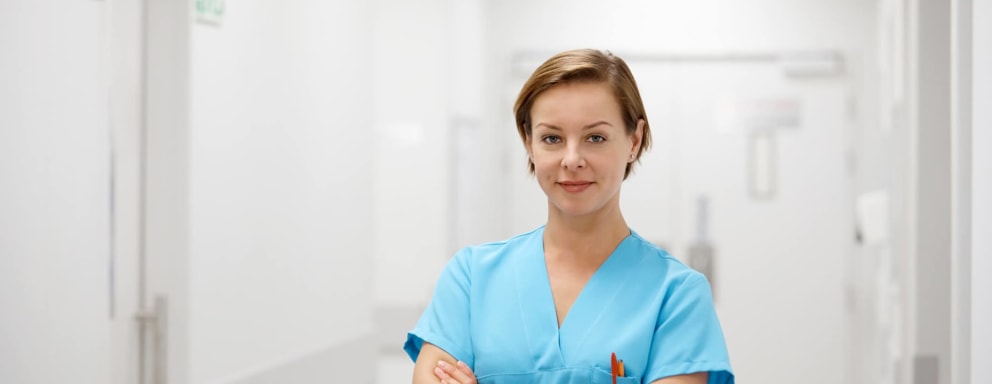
0,1,165,383
0,1,117,383
628,61,852,384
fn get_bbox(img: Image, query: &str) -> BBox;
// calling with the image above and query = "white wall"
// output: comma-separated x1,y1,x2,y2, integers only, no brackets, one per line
0,1,111,383
108,0,144,383
366,0,509,360
369,0,497,355
951,0,973,382
908,1,955,383
188,1,376,382
144,0,193,382
972,0,991,381
447,0,495,252
370,0,451,311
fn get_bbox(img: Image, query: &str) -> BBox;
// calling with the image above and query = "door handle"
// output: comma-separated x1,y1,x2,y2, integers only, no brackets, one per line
135,295,168,384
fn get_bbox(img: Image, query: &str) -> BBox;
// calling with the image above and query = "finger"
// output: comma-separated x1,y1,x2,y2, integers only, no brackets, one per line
437,360,473,384
433,365,457,384
440,361,475,384
455,361,477,383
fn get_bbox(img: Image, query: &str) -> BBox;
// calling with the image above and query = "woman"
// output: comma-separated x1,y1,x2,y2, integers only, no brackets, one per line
405,49,734,384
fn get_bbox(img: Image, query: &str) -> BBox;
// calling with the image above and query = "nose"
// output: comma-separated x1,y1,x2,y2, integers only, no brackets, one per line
561,142,586,170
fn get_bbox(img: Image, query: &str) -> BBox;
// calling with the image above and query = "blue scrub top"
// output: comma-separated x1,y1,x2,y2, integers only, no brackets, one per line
405,226,734,384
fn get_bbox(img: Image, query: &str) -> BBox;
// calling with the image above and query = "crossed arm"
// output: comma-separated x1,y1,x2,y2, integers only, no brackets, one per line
411,342,708,384
652,372,709,384
412,342,476,384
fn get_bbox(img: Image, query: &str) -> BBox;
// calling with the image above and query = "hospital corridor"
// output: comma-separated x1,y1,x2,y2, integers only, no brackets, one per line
1,0,990,383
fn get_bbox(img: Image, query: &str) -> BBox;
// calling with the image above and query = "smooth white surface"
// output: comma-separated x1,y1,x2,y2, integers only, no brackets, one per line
857,190,891,245
951,0,973,382
972,0,991,381
749,133,775,197
868,2,910,383
107,0,144,382
370,0,452,308
0,1,111,383
144,0,193,381
911,1,953,383
189,1,376,382
448,0,499,251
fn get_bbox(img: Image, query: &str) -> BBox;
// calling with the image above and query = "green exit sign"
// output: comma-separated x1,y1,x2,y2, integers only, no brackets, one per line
195,0,225,25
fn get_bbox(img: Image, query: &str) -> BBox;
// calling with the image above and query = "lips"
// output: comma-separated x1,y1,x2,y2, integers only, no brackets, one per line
558,181,593,193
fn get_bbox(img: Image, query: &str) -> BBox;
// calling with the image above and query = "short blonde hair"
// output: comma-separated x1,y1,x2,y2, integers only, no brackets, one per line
513,49,652,179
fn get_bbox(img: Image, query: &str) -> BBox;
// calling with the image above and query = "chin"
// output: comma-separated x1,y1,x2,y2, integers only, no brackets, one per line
549,200,601,217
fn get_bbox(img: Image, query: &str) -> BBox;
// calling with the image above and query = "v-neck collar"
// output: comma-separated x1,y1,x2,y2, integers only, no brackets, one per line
514,226,639,368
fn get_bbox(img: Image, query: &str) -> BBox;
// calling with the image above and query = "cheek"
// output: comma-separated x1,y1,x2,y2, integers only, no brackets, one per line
534,159,556,178
531,151,556,168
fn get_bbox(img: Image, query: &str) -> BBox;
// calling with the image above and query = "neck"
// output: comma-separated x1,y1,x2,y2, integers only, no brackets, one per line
543,200,630,262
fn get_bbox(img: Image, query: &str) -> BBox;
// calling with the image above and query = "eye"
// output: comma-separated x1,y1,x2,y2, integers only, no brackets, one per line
587,134,606,143
541,135,562,144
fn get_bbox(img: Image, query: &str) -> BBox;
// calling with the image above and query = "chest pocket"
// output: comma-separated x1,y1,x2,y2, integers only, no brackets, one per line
477,366,641,384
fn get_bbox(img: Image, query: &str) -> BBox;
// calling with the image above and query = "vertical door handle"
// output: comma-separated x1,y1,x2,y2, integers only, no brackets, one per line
135,295,168,384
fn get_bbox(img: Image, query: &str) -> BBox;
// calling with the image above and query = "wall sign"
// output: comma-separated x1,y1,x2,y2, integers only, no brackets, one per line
195,0,225,25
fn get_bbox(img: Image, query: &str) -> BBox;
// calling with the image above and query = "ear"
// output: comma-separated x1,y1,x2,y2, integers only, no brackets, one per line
630,119,645,159
524,134,534,161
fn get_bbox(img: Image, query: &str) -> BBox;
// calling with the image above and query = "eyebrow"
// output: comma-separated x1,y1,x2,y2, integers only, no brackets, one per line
534,121,613,130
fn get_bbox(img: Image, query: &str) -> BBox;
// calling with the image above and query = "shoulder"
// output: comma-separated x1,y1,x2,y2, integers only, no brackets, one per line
625,232,712,301
628,232,705,283
452,226,543,266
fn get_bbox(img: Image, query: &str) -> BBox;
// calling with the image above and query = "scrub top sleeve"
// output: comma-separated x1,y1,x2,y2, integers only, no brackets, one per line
404,247,475,367
644,273,734,384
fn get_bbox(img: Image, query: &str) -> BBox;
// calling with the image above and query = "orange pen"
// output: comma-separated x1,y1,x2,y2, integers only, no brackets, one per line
611,352,618,384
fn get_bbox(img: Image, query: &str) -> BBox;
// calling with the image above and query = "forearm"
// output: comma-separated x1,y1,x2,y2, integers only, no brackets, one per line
650,371,708,384
412,342,459,384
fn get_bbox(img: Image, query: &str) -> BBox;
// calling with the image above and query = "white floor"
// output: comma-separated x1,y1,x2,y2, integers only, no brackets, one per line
376,353,414,384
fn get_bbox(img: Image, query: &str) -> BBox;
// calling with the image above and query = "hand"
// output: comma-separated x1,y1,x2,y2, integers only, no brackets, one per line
433,360,477,384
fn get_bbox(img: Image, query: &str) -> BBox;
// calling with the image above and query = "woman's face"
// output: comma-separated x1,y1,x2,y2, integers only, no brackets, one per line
527,81,643,219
